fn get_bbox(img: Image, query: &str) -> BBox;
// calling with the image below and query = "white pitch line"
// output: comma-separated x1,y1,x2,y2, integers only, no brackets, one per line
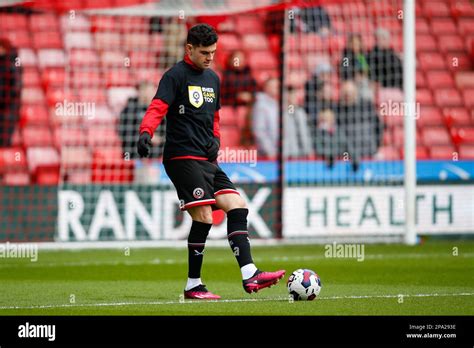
0,293,473,311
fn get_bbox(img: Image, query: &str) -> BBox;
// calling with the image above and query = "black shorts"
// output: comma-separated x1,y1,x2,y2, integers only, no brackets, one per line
164,159,239,211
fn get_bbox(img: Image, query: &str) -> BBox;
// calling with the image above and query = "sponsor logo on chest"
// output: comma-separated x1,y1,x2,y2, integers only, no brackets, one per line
188,86,215,108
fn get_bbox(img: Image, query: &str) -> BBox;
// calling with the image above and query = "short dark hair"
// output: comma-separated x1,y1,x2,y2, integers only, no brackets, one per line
187,23,218,47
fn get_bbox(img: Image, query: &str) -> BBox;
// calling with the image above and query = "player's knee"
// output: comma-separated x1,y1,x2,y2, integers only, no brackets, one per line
188,206,213,224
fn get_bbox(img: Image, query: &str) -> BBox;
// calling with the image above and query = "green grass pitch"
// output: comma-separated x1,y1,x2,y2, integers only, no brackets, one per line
0,241,473,315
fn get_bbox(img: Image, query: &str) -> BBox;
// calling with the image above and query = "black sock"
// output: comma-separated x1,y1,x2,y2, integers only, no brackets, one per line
227,208,254,267
187,220,212,278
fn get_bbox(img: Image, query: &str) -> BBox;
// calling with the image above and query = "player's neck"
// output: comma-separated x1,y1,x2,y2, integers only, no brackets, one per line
184,54,203,71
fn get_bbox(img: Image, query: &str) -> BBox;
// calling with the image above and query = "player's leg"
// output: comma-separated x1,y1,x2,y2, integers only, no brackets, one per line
163,160,220,299
214,179,285,293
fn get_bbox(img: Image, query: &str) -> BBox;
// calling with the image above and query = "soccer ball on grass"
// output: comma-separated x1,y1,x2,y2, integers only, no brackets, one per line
287,269,321,301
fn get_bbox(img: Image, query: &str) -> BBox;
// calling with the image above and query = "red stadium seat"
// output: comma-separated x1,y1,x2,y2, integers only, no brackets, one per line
0,14,28,30
416,70,426,88
443,107,471,127
417,106,444,127
342,1,366,18
285,70,307,88
434,88,463,107
2,172,30,185
0,147,27,173
458,18,474,35
430,19,457,35
418,52,446,70
375,146,400,160
21,126,53,147
18,49,38,67
438,35,465,52
462,89,474,107
219,126,241,147
21,87,45,105
46,88,76,107
235,16,264,34
123,33,150,50
54,127,87,147
129,50,159,68
91,15,117,32
4,30,32,48
451,1,474,17
38,49,66,68
242,34,269,51
416,89,434,105
33,31,63,49
107,87,137,113
42,68,66,88
425,71,454,89
71,70,103,87
94,32,122,50
30,13,60,32
60,13,91,32
134,68,163,84
422,1,450,17
445,52,472,71
416,18,430,33
219,106,237,127
455,72,474,89
100,50,126,67
416,146,430,160
218,33,241,52
69,49,99,66
35,165,60,185
459,145,474,159
247,51,278,70
88,105,116,124
87,127,121,147
429,145,456,159
416,34,437,51
451,127,474,145
26,147,60,173
64,31,93,50
20,105,49,127
421,126,452,146
77,88,108,105
22,68,41,87
105,70,133,87
117,16,148,32
91,148,134,183
60,147,92,169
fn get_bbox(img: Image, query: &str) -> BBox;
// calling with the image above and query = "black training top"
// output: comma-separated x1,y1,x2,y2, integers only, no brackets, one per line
154,58,221,161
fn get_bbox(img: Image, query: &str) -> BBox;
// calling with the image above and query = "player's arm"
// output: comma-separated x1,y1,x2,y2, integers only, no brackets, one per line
137,72,178,158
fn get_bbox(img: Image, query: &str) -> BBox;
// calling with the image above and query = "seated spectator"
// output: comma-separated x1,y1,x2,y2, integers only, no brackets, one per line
339,34,374,101
290,6,332,35
284,87,314,159
304,62,337,117
367,28,403,89
221,50,257,107
0,38,21,147
252,77,279,158
313,108,345,168
118,81,165,159
336,81,383,171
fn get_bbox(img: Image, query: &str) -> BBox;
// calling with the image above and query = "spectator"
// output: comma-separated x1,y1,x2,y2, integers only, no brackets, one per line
284,87,314,159
313,108,345,168
252,77,279,158
291,6,332,35
118,81,165,159
221,50,257,107
367,28,403,89
0,38,21,147
304,62,336,117
336,81,383,171
339,34,374,101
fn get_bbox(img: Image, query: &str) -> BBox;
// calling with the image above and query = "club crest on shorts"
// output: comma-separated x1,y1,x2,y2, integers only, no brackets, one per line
179,199,185,209
188,86,203,108
193,187,204,199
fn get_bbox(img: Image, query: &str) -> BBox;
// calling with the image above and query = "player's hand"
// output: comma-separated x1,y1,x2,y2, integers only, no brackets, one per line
206,137,220,163
137,132,152,158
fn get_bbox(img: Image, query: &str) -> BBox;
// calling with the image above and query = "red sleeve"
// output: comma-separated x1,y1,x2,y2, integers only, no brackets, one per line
139,98,169,138
213,110,220,139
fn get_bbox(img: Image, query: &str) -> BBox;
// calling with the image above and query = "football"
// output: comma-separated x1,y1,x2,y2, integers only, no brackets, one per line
287,269,322,301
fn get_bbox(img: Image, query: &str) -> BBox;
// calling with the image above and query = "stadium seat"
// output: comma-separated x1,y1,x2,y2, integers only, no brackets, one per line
4,30,32,48
285,70,307,88
416,70,426,88
69,49,99,66
77,88,108,105
91,15,117,32
0,147,27,173
133,68,163,84
64,32,93,50
417,106,444,127
434,88,463,107
107,87,137,113
35,165,60,185
451,127,474,145
459,145,474,159
20,104,49,127
462,89,474,108
374,146,400,160
416,18,430,33
71,70,103,87
425,71,454,89
22,68,41,87
422,1,450,17
129,50,159,68
91,148,134,183
54,127,87,147
0,14,28,30
219,126,241,147
42,68,66,88
437,35,465,52
2,172,30,185
46,88,76,107
247,51,278,70
21,126,54,147
458,18,474,35
416,89,434,105
445,52,472,71
21,87,46,105
430,18,457,35
100,50,126,67
87,127,121,147
418,52,446,70
88,104,117,124
416,146,430,160
236,106,251,129
242,34,269,51
341,1,366,18
117,16,148,33
416,34,437,51
218,33,241,52
60,146,92,169
429,145,456,159
29,13,60,32
123,33,150,50
33,31,63,49
38,49,66,68
94,32,122,50
377,87,404,105
105,70,133,87
455,72,474,89
443,107,471,127
219,106,237,127
421,126,452,146
60,13,91,32
26,147,60,173
18,49,38,67
235,16,264,34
